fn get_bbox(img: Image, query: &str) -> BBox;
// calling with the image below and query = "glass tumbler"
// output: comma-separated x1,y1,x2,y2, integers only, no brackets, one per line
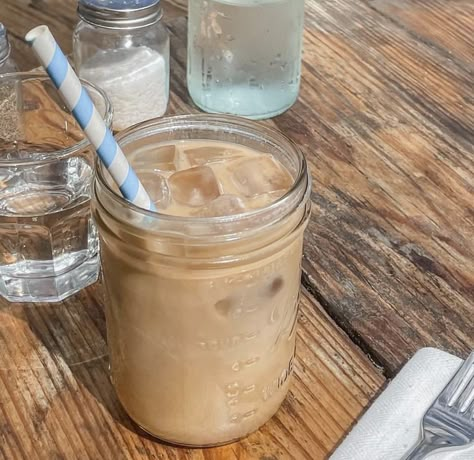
92,115,312,446
0,72,112,302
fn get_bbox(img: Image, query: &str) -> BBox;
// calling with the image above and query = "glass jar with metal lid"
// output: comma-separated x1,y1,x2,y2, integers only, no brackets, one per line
0,23,18,74
73,0,169,131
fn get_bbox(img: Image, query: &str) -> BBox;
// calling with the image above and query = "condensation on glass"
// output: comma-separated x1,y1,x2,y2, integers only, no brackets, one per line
187,0,305,120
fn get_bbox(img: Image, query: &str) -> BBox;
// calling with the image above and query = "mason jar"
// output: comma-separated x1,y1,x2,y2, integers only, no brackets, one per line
187,0,305,120
92,115,311,446
73,0,170,131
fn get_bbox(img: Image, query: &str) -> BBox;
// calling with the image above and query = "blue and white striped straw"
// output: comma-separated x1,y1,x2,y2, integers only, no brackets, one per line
25,25,155,211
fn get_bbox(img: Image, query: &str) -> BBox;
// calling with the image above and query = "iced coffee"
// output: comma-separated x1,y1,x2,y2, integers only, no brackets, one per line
93,115,311,446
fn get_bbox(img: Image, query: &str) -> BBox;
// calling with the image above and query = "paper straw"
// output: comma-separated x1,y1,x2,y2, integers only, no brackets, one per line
25,25,155,211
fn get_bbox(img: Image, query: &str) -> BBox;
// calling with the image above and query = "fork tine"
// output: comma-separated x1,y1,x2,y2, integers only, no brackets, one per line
468,398,474,420
404,352,474,457
459,374,474,413
446,353,474,408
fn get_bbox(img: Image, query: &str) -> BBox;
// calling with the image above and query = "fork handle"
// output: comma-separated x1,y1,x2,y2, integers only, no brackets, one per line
404,439,443,460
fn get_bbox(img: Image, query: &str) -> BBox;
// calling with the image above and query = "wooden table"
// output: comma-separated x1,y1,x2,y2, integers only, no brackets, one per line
1,0,472,458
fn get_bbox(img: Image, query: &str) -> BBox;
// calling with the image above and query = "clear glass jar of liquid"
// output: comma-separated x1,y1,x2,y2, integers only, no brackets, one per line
73,0,170,131
187,0,305,120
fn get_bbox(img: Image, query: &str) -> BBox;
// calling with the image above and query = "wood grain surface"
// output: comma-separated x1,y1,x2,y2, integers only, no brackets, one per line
165,0,473,374
295,0,473,373
0,0,473,458
0,288,384,459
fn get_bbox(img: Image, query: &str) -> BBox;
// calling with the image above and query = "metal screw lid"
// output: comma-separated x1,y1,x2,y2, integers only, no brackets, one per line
78,0,162,29
0,23,11,64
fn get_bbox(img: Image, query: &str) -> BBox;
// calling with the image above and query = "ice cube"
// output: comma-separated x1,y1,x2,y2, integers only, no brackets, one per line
246,190,286,210
157,145,176,161
154,162,176,173
153,145,177,173
169,166,221,207
174,144,192,171
130,145,177,174
198,194,247,217
180,145,244,167
136,171,170,209
230,155,293,198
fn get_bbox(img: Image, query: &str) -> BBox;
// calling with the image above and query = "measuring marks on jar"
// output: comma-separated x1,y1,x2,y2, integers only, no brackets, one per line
231,355,260,372
224,380,258,424
197,330,259,351
223,354,296,424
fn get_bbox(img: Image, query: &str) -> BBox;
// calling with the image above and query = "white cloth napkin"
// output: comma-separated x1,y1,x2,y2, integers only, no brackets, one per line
330,348,474,460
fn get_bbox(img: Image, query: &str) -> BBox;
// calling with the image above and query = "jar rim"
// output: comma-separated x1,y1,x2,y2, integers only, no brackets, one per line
78,0,162,29
0,72,113,166
94,114,311,233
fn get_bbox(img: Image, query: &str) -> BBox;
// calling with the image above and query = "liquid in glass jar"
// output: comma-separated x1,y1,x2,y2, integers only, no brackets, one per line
187,0,305,119
93,116,311,446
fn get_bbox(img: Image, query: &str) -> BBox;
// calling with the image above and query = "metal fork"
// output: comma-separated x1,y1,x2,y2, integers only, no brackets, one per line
403,351,474,459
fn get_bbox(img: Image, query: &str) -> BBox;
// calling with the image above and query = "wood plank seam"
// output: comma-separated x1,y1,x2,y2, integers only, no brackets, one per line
301,272,390,379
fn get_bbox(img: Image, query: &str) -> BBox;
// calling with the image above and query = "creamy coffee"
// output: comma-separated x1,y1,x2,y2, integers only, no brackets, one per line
93,118,311,447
